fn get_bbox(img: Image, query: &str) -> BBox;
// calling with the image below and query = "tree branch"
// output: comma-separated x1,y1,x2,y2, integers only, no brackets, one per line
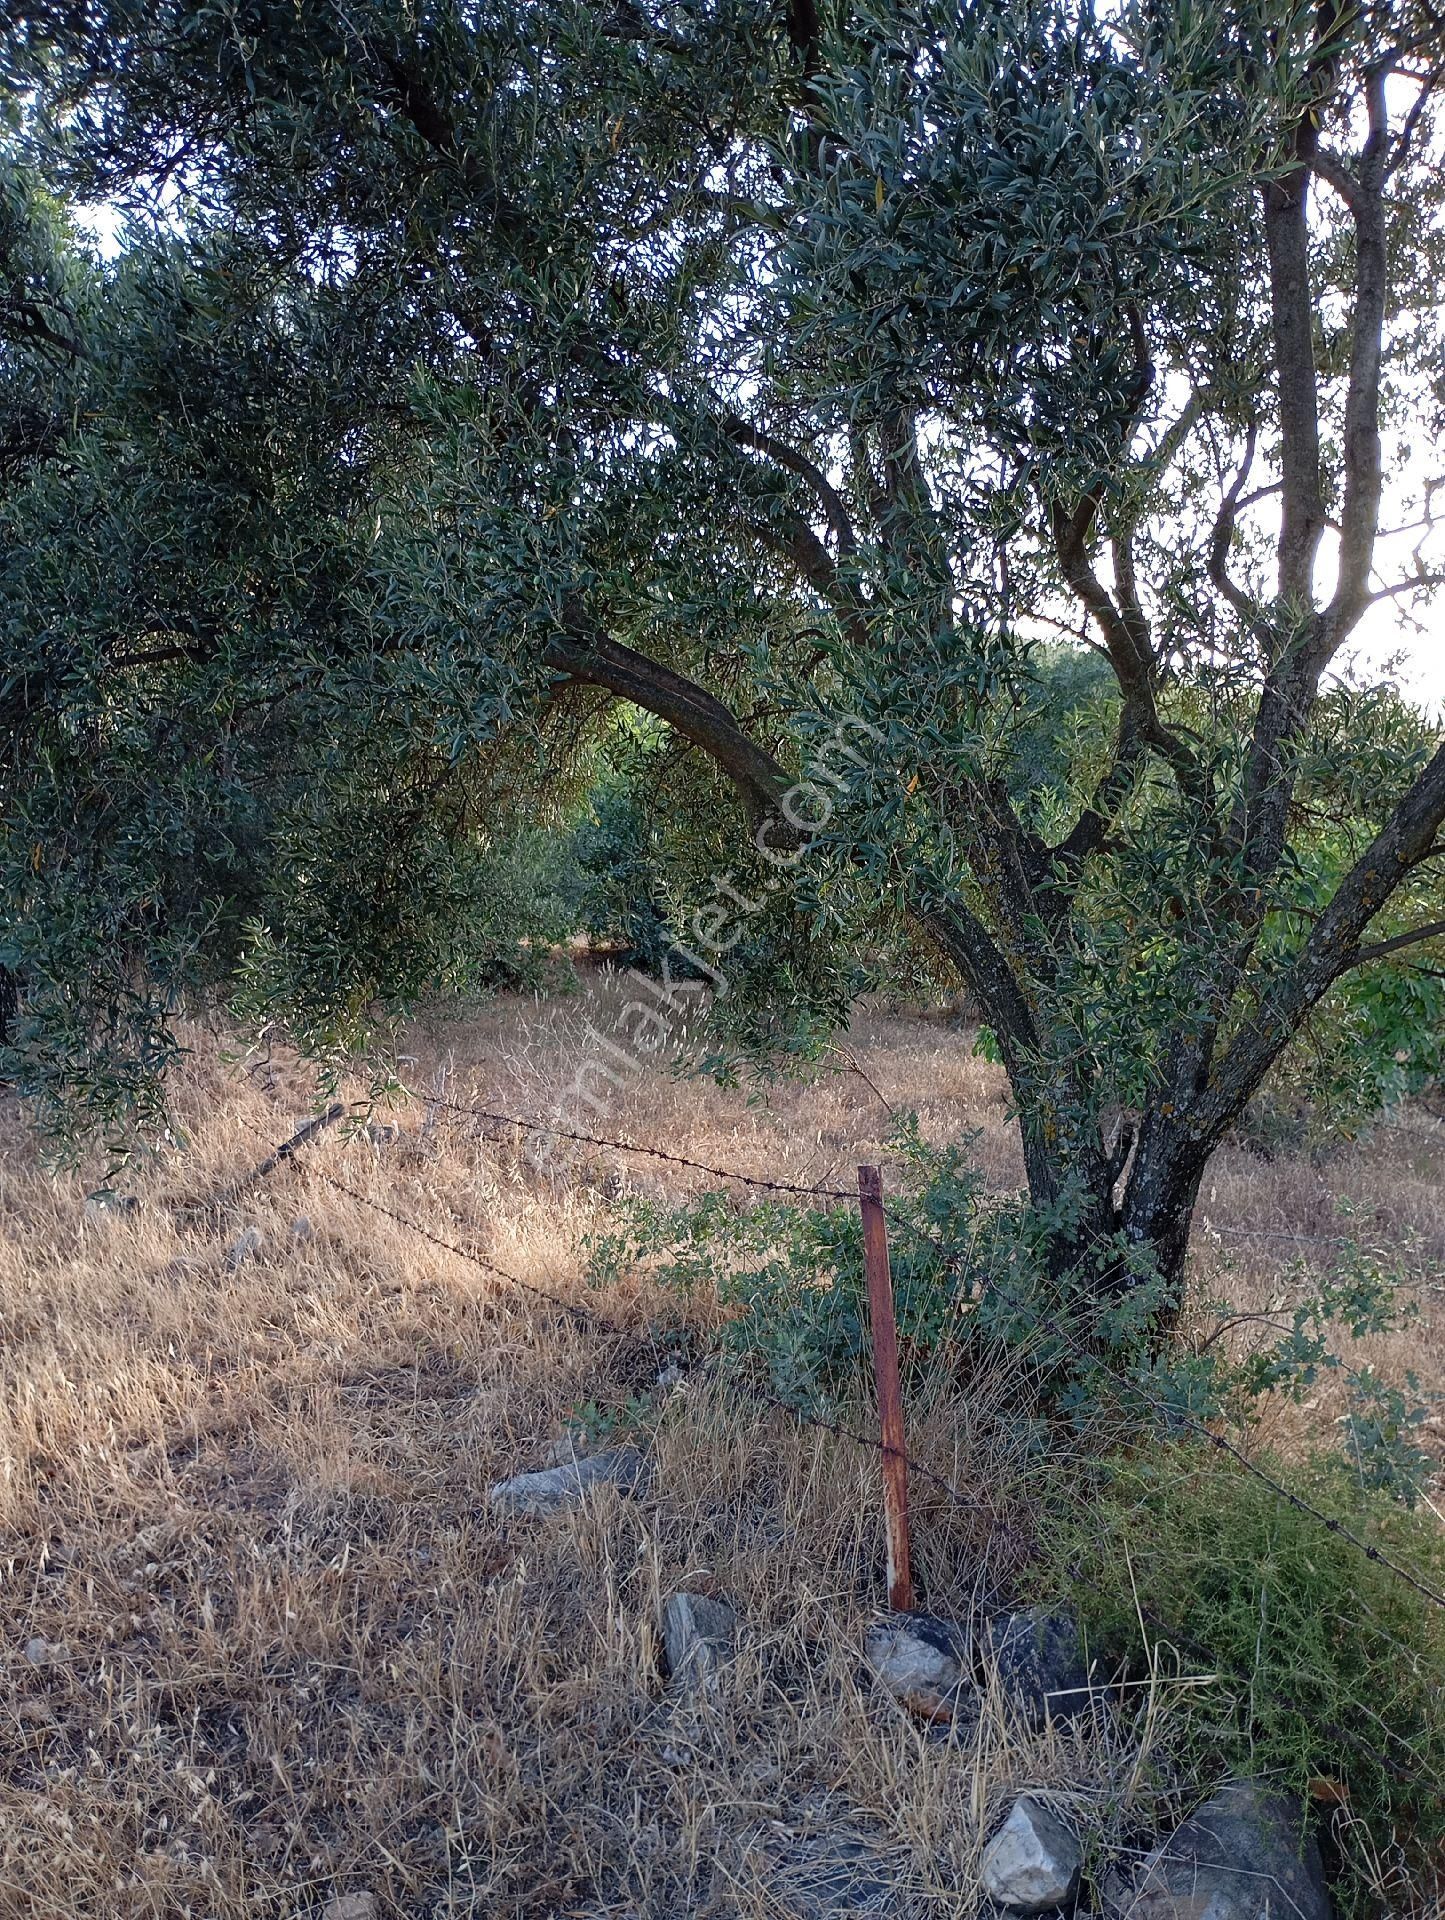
1365,570,1445,606
1388,57,1445,173
1308,147,1365,215
1050,496,1202,807
1208,421,1265,624
1324,64,1390,638
0,299,90,363
542,618,790,825
1343,917,1445,972
723,417,857,556
1201,740,1445,1145
1261,130,1325,604
1234,61,1388,889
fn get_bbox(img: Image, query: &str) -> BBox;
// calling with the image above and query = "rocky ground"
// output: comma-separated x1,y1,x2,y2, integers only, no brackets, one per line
1,991,1439,1917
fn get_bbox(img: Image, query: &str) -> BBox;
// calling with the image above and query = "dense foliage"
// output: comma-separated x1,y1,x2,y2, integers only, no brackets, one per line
3,0,1445,1304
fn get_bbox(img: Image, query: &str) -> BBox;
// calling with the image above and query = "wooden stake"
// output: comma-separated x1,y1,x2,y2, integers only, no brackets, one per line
858,1163,914,1613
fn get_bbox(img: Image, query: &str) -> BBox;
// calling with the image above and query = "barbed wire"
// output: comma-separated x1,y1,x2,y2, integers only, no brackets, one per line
221,1098,1442,1790
402,1087,859,1200
1199,1220,1445,1297
234,1112,622,1337
1201,1220,1354,1246
234,1097,1445,1615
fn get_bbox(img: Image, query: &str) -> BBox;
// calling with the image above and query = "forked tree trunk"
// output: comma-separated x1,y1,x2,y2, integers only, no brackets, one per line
1014,1090,1208,1338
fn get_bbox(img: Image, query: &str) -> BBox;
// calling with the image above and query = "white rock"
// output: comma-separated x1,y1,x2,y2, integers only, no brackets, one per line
864,1612,970,1720
979,1795,1082,1914
320,1895,376,1920
661,1590,738,1690
84,1189,139,1221
225,1224,264,1269
488,1445,648,1516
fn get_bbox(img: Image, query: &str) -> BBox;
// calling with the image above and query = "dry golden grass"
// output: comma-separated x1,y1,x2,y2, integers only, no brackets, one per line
0,975,1441,1918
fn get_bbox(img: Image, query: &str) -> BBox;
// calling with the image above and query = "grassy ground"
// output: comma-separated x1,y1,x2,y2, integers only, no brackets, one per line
1,973,1441,1918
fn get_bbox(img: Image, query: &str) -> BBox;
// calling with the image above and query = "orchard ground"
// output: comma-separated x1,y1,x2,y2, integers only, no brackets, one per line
1,970,1442,1918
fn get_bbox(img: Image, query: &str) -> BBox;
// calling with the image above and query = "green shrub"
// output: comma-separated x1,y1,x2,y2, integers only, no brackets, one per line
1036,1445,1445,1911
591,1118,1433,1485
565,770,679,972
586,1130,1051,1413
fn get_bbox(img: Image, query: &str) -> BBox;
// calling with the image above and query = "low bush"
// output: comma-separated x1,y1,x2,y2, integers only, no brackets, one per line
1036,1445,1445,1912
593,1118,1434,1492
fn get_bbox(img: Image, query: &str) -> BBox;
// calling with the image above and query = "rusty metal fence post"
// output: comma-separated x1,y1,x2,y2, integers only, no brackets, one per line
857,1163,914,1613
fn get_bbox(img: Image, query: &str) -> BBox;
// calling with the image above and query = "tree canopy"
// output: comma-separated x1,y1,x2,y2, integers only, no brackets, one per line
3,0,1445,1298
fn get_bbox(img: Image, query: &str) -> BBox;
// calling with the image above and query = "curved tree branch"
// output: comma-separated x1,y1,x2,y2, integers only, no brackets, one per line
722,416,857,556
1341,916,1445,973
1208,421,1264,625
541,612,1038,1058
542,618,790,824
1201,740,1445,1147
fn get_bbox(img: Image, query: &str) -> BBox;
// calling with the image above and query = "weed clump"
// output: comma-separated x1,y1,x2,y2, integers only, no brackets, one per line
1036,1445,1445,1913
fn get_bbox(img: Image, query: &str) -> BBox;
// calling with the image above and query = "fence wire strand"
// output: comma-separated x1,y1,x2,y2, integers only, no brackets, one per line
217,1096,1443,1792
234,1097,1445,1619
415,1088,857,1200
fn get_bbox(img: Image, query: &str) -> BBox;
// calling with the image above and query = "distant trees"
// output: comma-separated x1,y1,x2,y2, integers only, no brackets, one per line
3,0,1445,1310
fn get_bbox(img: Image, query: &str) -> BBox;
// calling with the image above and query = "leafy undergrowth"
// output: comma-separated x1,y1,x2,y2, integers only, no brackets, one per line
1039,1445,1445,1914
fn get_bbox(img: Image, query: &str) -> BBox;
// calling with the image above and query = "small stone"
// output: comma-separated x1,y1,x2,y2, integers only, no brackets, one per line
289,1215,315,1243
23,1635,66,1667
488,1445,648,1516
320,1896,376,1920
225,1224,264,1270
84,1189,139,1221
1113,1778,1332,1920
863,1611,971,1720
770,1824,903,1917
661,1590,738,1691
979,1795,1082,1914
985,1607,1094,1726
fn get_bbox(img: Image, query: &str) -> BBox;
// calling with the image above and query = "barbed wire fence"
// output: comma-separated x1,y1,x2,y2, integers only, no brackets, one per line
216,1087,1445,1795
390,1088,1445,1587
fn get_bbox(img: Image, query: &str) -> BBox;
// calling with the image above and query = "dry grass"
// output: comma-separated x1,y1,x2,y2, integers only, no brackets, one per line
1,974,1441,1918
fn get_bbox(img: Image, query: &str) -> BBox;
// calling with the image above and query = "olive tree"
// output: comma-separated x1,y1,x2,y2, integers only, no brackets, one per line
4,0,1445,1307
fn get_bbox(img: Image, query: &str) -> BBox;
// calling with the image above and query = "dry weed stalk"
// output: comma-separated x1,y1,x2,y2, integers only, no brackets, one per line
0,990,1440,1916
